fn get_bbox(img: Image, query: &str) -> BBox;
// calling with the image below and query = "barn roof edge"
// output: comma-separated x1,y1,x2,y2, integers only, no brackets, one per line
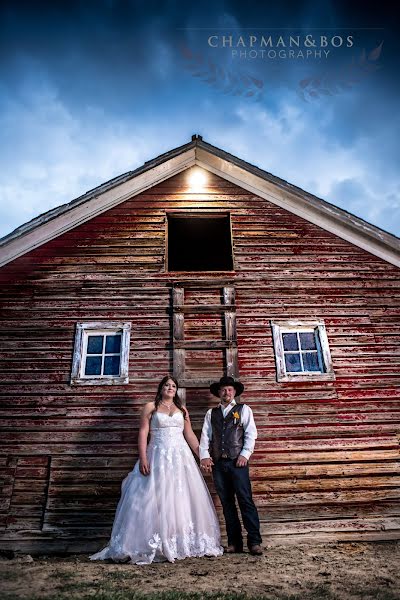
0,136,399,267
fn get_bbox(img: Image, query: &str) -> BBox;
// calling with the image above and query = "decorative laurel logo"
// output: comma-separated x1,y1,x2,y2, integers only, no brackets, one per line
181,42,383,103
298,42,383,102
181,46,265,100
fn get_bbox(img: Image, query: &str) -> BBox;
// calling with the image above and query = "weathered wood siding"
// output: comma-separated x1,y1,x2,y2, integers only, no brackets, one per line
0,170,399,552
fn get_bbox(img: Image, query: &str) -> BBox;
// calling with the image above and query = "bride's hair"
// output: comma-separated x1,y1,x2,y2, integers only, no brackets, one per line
154,375,186,418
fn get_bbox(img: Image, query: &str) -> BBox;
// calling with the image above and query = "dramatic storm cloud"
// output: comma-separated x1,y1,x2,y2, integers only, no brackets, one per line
0,0,399,238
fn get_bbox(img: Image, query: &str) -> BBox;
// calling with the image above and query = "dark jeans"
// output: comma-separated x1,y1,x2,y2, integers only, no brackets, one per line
212,458,262,548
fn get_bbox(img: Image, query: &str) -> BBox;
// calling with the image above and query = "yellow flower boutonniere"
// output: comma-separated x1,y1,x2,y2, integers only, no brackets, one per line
232,411,240,425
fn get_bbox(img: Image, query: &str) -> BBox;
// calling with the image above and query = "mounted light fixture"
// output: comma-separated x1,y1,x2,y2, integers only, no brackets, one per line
188,168,207,192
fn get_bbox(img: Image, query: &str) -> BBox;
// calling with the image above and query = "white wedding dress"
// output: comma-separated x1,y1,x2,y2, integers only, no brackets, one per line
90,410,223,564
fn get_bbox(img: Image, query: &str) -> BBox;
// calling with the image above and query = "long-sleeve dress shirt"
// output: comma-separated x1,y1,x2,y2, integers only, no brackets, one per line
199,399,257,461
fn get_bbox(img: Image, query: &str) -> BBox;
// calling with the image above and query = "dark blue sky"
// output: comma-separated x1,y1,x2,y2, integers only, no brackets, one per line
1,0,399,237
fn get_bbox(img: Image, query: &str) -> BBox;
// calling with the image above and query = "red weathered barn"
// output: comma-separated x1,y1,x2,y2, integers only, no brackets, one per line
1,135,399,553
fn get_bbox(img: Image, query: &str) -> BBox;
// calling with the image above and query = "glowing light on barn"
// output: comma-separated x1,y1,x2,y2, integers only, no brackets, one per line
188,169,207,192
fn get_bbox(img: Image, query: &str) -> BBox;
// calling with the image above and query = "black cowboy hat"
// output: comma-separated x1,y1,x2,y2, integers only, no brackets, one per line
209,376,244,398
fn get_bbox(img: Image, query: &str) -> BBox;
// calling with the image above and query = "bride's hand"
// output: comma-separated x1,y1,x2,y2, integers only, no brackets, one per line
139,459,150,476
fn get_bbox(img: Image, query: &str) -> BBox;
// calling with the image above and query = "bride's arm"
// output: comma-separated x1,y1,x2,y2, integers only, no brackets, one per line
138,402,153,475
182,408,200,457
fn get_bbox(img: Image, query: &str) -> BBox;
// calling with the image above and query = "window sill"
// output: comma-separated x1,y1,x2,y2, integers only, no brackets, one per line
277,372,336,383
70,376,129,386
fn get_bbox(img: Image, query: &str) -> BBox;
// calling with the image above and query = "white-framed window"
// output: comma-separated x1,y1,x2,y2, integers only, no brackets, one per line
70,322,131,385
271,320,335,383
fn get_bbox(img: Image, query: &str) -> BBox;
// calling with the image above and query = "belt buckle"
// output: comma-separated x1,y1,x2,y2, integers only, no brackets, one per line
221,452,228,459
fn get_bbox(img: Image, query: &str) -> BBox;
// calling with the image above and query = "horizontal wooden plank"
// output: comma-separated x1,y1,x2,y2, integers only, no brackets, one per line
264,516,400,535
251,449,400,464
174,305,235,313
253,487,400,506
250,462,400,479
1,530,399,553
256,501,400,521
4,413,399,430
51,456,135,468
252,476,400,493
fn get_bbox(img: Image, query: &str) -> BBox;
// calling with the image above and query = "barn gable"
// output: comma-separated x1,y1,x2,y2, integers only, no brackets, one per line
1,134,399,268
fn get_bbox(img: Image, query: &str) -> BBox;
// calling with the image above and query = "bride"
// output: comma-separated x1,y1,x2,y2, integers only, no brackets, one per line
90,376,223,564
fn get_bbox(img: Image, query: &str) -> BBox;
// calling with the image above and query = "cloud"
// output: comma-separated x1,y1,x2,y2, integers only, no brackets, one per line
0,79,152,237
205,98,400,236
0,68,193,239
1,83,399,241
0,7,399,242
328,178,400,235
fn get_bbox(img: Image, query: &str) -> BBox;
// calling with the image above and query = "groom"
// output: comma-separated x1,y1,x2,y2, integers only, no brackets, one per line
200,376,263,555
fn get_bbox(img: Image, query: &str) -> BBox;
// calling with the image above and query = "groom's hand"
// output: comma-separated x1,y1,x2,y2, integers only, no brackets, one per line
236,455,248,468
200,458,213,473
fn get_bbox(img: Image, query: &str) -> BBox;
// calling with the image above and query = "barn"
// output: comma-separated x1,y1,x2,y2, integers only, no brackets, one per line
0,134,399,554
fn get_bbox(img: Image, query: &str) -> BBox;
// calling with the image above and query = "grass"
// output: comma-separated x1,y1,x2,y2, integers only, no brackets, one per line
1,546,399,600
2,590,400,600
0,569,21,581
53,570,76,581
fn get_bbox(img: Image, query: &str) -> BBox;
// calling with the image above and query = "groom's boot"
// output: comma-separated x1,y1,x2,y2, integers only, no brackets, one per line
248,544,263,556
224,544,243,553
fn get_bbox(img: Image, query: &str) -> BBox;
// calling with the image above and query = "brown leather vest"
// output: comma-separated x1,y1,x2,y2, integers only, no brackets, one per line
210,404,245,461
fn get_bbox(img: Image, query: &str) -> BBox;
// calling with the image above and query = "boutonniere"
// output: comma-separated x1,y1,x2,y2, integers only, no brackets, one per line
232,411,240,425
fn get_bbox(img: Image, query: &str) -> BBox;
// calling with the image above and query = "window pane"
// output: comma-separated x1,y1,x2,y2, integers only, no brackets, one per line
87,335,104,354
85,356,102,375
299,332,317,350
105,334,121,354
285,353,302,372
303,352,321,372
282,333,299,351
104,355,121,376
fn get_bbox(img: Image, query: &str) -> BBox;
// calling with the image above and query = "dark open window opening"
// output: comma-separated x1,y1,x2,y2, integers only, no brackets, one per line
167,214,233,271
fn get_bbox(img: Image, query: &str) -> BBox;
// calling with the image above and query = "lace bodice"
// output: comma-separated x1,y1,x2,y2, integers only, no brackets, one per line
149,410,184,444
150,410,184,429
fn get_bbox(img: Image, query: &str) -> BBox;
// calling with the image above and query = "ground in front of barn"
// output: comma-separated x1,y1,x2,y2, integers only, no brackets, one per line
1,541,399,600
